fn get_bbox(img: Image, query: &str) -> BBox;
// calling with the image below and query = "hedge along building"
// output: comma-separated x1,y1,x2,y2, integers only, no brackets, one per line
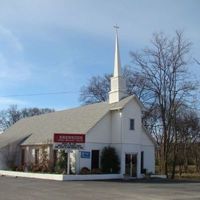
0,28,155,178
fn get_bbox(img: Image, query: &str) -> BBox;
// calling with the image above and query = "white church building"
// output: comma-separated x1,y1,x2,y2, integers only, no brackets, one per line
0,30,155,178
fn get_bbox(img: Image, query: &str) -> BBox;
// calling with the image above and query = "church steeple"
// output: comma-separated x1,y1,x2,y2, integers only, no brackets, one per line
109,26,127,104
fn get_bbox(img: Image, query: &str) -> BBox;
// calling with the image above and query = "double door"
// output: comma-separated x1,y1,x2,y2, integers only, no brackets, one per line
125,153,137,177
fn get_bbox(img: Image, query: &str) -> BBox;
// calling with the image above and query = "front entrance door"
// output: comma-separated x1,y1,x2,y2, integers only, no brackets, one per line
91,150,99,169
125,153,137,177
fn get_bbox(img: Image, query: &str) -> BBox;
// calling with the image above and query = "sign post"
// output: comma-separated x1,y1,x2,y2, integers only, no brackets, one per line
67,153,70,175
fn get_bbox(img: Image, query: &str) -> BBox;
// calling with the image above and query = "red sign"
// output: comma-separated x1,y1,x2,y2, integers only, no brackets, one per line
54,133,85,143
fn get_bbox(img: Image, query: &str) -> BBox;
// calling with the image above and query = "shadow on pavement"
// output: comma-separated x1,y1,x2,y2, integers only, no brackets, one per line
97,178,200,184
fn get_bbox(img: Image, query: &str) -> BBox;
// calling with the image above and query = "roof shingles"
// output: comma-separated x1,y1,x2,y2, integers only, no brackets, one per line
0,96,134,147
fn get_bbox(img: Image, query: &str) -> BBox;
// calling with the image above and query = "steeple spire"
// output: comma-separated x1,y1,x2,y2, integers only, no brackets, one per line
113,25,121,77
109,26,127,104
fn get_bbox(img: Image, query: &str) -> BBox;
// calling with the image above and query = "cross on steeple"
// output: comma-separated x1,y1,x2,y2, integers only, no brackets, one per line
113,24,119,33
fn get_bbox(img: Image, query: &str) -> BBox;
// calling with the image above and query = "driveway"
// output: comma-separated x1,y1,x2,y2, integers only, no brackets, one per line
0,176,200,200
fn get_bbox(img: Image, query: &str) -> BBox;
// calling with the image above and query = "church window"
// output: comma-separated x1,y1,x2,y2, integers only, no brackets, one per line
130,119,135,130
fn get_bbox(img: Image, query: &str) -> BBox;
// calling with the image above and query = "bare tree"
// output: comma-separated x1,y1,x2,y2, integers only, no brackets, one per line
79,66,148,105
194,58,200,65
80,75,110,104
176,109,200,172
20,107,54,118
79,31,199,178
131,31,197,177
0,105,54,132
0,105,21,131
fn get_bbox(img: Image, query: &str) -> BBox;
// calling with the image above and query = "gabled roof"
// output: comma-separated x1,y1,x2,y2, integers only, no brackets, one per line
0,96,135,147
109,95,145,110
0,102,110,147
0,95,146,147
110,95,134,110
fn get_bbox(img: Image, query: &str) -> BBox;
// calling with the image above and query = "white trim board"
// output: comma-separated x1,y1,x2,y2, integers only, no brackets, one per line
0,170,122,181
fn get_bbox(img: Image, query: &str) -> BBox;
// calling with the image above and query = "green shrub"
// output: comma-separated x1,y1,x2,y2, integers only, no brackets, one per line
100,146,120,173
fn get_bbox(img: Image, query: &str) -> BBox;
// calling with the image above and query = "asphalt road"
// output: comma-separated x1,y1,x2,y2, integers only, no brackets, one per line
0,176,200,200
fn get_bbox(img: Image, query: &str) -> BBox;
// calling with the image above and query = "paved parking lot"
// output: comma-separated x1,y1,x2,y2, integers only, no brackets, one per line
0,176,200,200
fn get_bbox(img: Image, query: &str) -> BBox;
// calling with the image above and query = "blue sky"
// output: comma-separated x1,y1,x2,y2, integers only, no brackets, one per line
0,0,199,110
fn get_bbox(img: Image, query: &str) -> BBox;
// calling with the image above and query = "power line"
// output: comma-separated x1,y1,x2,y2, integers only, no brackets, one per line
0,91,79,98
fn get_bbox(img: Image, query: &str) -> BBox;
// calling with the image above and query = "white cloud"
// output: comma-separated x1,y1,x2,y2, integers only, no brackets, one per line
0,26,33,86
0,0,199,49
0,97,27,107
0,58,31,81
0,0,198,110
0,53,33,84
0,25,23,52
0,3,198,72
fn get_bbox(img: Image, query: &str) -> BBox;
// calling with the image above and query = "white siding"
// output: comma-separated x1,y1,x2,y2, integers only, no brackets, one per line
86,113,111,143
110,98,155,177
141,127,155,146
141,145,155,173
111,110,122,144
77,143,110,173
121,99,142,144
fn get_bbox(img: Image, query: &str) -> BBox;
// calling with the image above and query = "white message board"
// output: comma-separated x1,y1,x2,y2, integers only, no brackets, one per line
53,143,85,150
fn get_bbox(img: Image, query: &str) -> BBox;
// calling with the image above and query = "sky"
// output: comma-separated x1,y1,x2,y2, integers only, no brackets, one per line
0,0,199,110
